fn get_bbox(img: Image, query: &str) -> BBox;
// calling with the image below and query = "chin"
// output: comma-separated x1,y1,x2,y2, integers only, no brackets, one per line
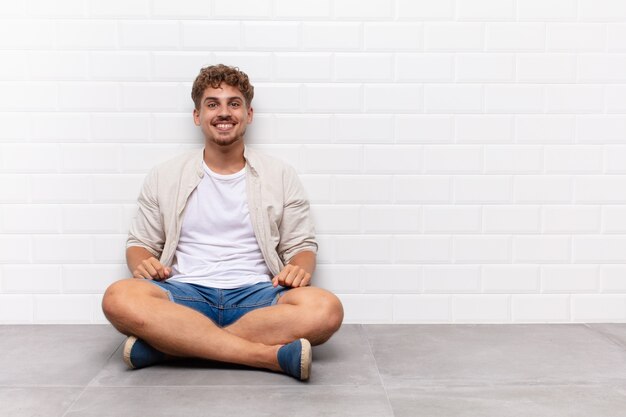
210,135,242,147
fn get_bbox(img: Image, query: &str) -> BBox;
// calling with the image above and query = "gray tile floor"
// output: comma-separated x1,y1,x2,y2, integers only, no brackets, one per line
1,324,626,416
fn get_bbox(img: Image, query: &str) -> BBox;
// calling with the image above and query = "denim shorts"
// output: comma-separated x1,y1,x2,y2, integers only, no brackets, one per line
147,279,289,327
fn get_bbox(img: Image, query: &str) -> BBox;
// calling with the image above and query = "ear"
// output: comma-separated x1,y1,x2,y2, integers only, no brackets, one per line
247,105,254,124
193,108,200,126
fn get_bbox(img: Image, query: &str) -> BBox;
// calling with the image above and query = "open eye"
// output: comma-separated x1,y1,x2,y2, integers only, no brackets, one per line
229,102,241,108
207,102,217,109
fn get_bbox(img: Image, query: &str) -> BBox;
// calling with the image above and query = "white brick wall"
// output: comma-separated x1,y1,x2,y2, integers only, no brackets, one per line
1,0,625,324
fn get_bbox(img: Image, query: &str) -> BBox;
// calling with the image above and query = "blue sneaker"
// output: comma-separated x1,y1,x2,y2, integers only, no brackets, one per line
122,336,168,369
277,338,312,381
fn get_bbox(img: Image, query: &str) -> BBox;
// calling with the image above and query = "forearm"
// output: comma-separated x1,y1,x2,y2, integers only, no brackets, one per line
126,246,158,274
287,250,316,276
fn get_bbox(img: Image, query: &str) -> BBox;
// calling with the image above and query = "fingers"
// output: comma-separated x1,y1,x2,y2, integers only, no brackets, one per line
299,271,312,287
272,265,311,288
290,268,307,287
156,263,171,280
132,263,151,279
132,257,171,281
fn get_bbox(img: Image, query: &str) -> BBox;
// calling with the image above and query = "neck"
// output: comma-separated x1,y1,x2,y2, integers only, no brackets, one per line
203,139,246,174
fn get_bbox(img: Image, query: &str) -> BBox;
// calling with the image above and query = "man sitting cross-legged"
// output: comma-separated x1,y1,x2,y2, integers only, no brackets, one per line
101,64,344,381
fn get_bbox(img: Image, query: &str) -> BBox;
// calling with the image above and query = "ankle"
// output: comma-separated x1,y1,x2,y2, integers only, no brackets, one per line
265,344,283,372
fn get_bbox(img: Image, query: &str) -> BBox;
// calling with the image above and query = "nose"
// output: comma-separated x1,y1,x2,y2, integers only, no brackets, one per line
218,104,231,118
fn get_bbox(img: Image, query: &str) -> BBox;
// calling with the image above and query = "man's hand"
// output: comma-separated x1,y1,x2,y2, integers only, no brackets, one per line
132,257,171,281
272,263,311,288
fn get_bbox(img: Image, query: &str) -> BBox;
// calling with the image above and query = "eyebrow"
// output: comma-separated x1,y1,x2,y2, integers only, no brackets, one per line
203,96,244,103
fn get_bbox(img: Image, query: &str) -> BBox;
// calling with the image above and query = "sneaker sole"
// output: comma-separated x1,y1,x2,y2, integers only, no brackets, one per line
300,338,312,381
122,336,137,369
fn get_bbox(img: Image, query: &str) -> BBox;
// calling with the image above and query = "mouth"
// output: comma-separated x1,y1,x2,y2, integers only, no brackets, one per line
213,122,236,131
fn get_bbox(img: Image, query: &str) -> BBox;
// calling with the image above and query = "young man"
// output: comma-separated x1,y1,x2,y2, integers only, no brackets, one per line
102,64,344,381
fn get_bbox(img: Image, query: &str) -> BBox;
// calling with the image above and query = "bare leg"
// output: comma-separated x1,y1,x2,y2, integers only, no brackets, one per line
102,279,281,371
224,286,344,346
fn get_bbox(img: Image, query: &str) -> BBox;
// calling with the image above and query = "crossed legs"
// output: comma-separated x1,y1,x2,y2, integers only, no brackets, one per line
101,278,344,372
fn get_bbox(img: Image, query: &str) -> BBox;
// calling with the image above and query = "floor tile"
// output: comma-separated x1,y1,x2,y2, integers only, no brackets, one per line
64,385,394,417
387,384,626,417
5,323,626,415
306,324,382,385
90,324,381,387
365,324,626,387
0,325,123,386
586,324,626,348
0,387,83,417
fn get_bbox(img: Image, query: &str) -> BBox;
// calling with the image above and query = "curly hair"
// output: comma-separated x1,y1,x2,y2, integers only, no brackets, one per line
191,64,254,110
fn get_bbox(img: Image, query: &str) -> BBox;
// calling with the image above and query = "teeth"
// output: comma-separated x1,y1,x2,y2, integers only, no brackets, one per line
216,123,234,129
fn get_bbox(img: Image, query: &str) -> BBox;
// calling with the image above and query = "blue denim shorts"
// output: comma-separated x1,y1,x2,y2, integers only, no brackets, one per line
147,279,289,327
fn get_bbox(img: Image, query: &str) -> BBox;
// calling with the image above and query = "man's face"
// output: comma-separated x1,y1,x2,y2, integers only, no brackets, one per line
193,83,253,147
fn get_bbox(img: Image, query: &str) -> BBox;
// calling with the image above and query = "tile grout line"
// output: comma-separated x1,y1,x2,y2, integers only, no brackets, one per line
361,324,396,417
59,380,89,417
80,382,393,389
582,323,626,350
59,338,126,417
351,324,626,392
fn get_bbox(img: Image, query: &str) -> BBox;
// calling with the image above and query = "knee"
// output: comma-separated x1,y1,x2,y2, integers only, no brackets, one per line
102,280,128,323
101,279,145,331
321,292,344,333
311,291,344,344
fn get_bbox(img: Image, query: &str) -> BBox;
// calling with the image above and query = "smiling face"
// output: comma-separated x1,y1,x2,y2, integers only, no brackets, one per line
193,83,254,148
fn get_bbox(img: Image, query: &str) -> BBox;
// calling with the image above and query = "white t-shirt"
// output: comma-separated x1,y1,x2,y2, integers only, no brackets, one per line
167,162,272,289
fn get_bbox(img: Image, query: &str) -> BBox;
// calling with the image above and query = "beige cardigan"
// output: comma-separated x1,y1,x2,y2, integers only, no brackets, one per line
126,146,318,276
